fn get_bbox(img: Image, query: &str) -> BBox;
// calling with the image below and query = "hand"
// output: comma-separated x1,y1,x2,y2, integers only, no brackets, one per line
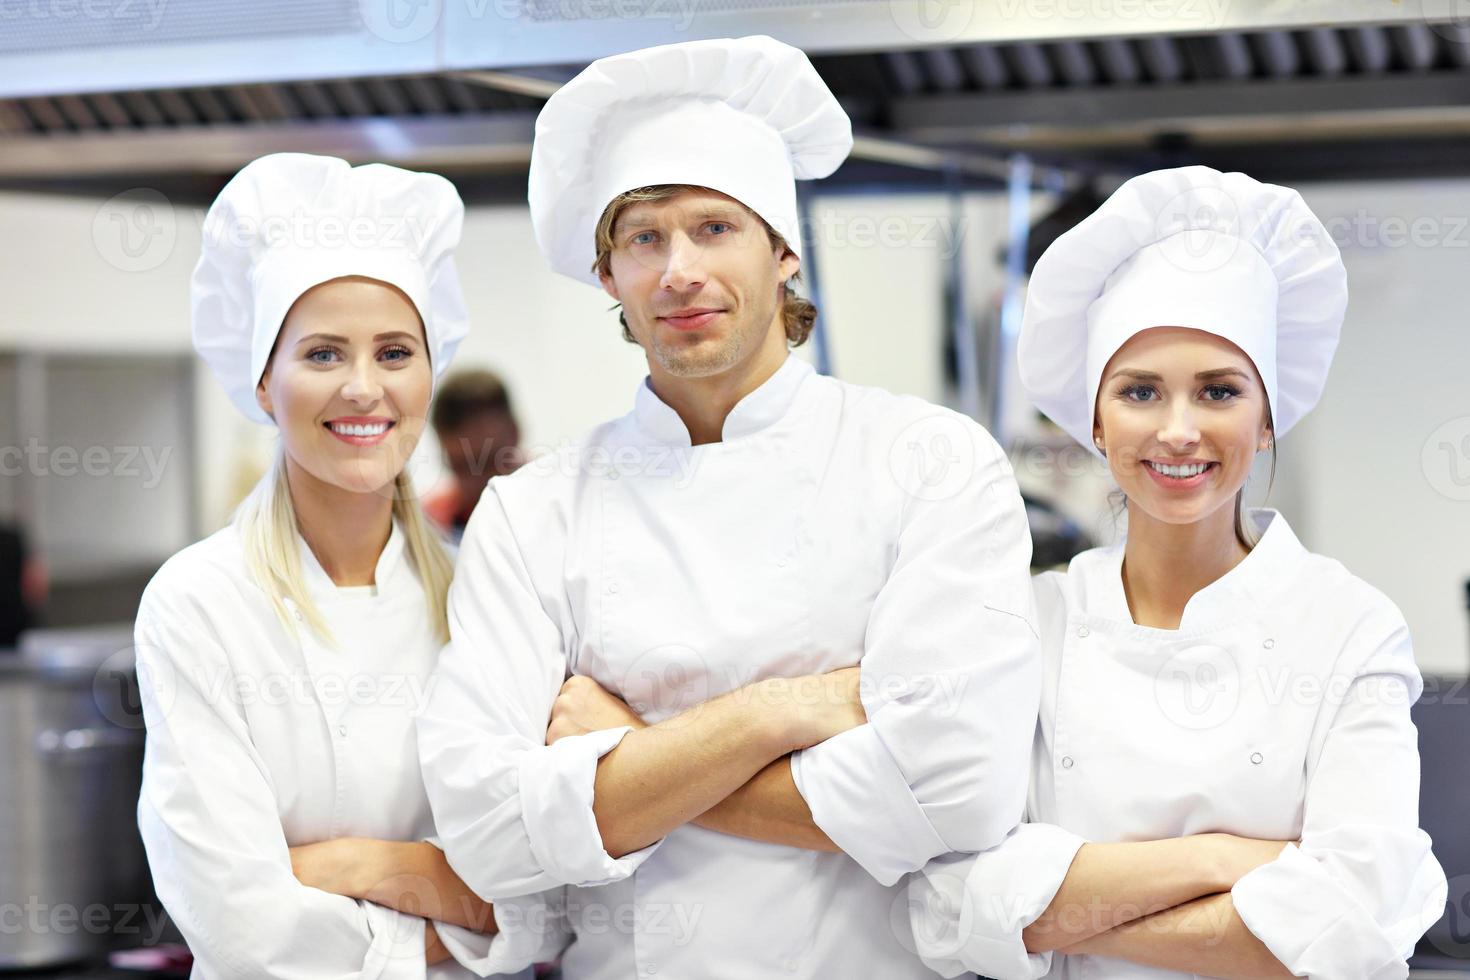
426,922,452,967
761,666,867,752
289,837,372,898
547,674,648,745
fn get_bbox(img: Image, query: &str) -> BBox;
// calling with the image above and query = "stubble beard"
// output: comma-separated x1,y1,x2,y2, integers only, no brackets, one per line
649,324,749,378
645,286,784,379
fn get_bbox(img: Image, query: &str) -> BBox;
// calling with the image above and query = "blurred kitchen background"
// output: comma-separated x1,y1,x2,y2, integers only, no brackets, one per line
2,0,1469,975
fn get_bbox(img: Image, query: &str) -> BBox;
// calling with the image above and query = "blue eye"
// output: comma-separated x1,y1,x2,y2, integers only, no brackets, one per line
1121,384,1157,402
307,347,339,364
380,345,412,363
1202,384,1241,401
631,231,657,246
707,222,732,235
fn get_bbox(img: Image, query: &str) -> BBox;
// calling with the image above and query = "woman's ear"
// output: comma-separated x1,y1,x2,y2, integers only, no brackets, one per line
255,372,274,421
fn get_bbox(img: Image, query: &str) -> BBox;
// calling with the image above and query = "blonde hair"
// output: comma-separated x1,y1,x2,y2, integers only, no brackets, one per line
1233,441,1278,549
592,184,817,347
235,445,455,647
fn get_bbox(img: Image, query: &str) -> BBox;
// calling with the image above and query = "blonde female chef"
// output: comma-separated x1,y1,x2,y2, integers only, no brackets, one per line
134,153,566,979
909,166,1447,980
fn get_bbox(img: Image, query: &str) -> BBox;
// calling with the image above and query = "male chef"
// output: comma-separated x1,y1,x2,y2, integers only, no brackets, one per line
418,35,1040,979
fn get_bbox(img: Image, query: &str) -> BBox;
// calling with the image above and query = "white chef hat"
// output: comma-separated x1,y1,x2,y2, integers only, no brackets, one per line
527,35,853,286
192,152,470,425
1018,165,1347,457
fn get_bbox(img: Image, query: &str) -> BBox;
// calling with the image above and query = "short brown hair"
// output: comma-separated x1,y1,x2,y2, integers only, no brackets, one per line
592,184,817,347
430,369,516,433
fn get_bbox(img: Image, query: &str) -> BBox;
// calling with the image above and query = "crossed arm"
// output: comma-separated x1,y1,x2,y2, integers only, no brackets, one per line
283,667,851,970
1025,836,1294,977
556,675,1295,978
289,838,499,966
1059,891,1293,979
545,672,856,856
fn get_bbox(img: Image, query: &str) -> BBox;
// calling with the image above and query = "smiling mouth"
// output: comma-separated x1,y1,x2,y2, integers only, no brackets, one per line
658,309,724,330
1142,459,1219,484
324,420,395,444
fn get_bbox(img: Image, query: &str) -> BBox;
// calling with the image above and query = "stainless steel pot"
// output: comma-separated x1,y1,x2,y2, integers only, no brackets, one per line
0,626,153,969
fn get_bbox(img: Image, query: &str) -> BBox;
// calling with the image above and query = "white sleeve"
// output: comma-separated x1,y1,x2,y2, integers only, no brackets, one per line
1231,616,1448,979
420,837,571,977
432,895,570,978
134,583,428,980
907,824,1086,980
417,486,662,900
791,418,1042,885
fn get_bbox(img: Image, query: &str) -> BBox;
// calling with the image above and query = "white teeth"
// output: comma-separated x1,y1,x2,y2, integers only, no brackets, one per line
1149,461,1210,478
330,422,389,437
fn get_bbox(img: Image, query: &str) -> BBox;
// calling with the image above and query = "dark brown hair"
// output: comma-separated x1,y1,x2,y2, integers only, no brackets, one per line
430,369,516,433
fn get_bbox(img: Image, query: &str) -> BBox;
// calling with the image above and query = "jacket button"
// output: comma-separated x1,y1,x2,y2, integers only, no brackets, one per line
1262,638,1275,649
1061,756,1074,769
1077,626,1090,638
337,724,347,737
1250,752,1263,765
607,581,620,594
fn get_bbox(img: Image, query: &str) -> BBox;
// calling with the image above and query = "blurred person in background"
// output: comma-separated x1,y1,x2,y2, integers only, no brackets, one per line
425,369,525,542
0,520,46,649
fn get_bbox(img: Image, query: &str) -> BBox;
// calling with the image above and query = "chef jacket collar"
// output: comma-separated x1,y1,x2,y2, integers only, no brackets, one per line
1094,508,1307,632
296,517,407,599
632,353,814,446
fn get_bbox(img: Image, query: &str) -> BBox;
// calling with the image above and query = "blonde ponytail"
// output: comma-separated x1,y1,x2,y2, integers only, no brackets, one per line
392,467,454,644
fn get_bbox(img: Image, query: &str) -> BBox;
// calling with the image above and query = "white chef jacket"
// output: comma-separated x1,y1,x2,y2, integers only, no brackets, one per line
417,353,1041,980
909,509,1448,980
135,518,567,980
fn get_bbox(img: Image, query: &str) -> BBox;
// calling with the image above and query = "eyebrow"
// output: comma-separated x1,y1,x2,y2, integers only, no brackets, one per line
1107,367,1252,383
616,207,745,235
296,331,419,345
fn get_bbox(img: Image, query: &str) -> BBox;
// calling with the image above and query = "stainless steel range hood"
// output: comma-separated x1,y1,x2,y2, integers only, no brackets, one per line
439,0,1456,70
2,0,1449,97
5,0,1470,191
